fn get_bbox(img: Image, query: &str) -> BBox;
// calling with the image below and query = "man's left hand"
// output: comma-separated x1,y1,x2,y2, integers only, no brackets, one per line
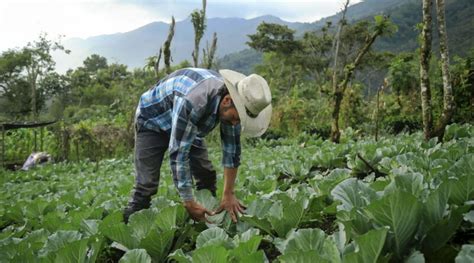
215,192,246,223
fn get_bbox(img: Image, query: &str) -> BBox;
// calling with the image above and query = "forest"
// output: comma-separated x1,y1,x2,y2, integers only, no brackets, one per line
0,0,473,262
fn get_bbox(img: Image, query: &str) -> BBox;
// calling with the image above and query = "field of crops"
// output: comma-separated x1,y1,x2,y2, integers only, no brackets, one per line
1,124,473,262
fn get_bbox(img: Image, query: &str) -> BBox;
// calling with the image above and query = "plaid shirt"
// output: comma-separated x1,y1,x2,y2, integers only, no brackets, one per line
135,68,241,201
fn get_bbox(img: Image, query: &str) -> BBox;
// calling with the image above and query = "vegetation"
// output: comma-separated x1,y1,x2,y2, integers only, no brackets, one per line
0,124,472,262
0,0,473,262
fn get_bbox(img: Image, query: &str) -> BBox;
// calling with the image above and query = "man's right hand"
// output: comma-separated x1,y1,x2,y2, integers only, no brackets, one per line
183,200,214,223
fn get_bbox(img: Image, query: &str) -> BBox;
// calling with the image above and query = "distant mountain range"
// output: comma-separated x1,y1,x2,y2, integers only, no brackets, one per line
53,0,474,73
53,15,304,72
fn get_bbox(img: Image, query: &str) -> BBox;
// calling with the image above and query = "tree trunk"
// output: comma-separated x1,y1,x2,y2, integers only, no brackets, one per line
331,27,383,143
432,0,454,140
420,0,434,140
28,67,39,119
192,0,207,67
330,0,350,143
154,47,162,77
164,16,175,74
375,79,387,141
204,32,218,69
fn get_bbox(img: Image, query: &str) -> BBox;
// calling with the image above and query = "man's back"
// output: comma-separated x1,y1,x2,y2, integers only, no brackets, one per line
136,68,225,134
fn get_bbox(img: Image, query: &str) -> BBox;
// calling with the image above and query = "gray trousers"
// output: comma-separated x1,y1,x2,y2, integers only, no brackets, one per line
126,126,217,212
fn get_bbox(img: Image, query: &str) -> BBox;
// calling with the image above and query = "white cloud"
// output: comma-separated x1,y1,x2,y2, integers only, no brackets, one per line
0,0,161,50
0,0,362,51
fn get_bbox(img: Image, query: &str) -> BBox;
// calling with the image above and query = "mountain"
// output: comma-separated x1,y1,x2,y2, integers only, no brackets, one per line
54,0,474,73
297,0,414,33
53,15,304,72
219,0,474,73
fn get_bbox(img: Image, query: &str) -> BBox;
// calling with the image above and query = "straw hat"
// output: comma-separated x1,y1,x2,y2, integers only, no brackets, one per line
219,69,272,137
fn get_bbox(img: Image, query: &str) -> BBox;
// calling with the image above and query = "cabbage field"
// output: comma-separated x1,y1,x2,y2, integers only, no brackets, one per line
1,124,473,263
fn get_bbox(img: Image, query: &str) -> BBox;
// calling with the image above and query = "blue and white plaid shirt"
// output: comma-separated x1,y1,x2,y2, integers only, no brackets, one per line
135,68,241,201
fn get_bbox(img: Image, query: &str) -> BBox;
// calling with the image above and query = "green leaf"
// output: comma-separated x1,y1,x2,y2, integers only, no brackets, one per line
42,211,66,232
316,168,352,195
337,209,373,238
25,199,52,218
195,190,219,210
423,181,450,231
322,237,342,263
168,249,192,263
455,245,474,263
128,209,158,241
405,250,425,263
196,227,232,249
80,219,100,237
101,223,137,250
119,249,152,263
246,198,274,218
366,191,422,259
384,172,424,198
54,238,89,263
236,250,266,262
241,198,275,235
278,251,329,263
192,245,229,263
464,210,474,223
331,178,376,212
342,228,388,263
268,194,305,237
87,236,105,263
21,229,50,252
155,205,177,231
281,228,326,254
232,228,262,257
448,154,474,205
422,205,468,253
139,228,175,262
40,230,82,256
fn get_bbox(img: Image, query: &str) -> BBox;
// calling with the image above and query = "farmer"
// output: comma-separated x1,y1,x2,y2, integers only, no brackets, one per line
123,68,272,223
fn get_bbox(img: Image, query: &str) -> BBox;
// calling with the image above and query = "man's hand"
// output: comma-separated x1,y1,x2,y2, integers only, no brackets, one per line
215,192,246,223
184,200,214,223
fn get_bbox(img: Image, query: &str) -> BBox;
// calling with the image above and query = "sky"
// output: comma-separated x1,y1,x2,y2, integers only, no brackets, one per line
0,0,362,52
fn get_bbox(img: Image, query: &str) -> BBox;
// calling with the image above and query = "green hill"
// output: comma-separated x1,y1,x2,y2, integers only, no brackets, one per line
219,0,474,72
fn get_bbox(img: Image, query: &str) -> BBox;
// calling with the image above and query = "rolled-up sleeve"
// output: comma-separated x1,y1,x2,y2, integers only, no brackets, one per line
169,97,197,201
220,123,241,168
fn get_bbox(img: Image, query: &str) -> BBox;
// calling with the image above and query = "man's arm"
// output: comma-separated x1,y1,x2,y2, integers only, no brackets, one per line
169,97,212,222
223,167,238,195
216,167,246,222
216,123,245,222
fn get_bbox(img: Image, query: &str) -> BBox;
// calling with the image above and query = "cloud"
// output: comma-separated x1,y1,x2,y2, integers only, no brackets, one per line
129,0,361,22
0,0,361,51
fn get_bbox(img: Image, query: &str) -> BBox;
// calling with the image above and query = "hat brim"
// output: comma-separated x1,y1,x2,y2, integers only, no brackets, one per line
219,69,272,138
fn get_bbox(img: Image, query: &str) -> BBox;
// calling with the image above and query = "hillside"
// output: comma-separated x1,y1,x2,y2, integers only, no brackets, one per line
220,0,474,73
53,15,303,72
53,0,473,73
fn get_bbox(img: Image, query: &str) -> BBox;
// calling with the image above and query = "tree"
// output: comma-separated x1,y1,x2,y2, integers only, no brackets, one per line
433,0,454,139
0,34,69,119
300,22,334,88
387,53,419,108
247,22,307,98
419,0,455,140
23,34,69,119
247,22,301,54
332,0,350,107
330,16,397,143
202,32,218,69
155,48,162,76
83,54,108,73
420,0,434,140
191,0,206,67
0,50,31,118
163,16,176,74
